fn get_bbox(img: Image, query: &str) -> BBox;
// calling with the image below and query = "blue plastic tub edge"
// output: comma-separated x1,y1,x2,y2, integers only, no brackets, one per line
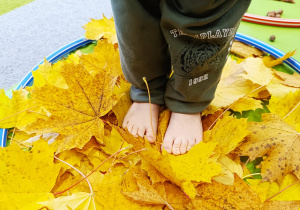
1,33,300,147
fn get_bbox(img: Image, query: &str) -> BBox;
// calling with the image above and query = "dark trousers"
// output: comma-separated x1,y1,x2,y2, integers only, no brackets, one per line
110,0,251,113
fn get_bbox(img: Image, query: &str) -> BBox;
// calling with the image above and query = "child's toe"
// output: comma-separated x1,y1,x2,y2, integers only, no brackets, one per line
172,138,182,155
163,136,174,154
137,126,146,138
179,139,188,155
145,128,156,143
131,125,139,137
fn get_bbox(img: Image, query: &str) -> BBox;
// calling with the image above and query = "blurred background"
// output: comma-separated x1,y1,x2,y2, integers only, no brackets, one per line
0,0,112,91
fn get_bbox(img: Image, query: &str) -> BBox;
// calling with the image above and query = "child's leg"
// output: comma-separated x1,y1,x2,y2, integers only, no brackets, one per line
160,0,251,155
110,0,170,141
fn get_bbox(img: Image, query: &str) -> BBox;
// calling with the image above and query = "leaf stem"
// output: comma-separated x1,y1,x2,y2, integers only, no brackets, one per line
242,157,250,171
242,173,261,179
54,156,93,194
118,148,148,160
53,146,128,195
207,85,264,130
283,100,300,119
0,105,38,123
143,77,159,152
264,180,300,202
108,139,125,172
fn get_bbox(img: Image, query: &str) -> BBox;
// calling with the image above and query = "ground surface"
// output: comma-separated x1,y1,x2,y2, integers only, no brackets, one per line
0,0,112,91
0,0,35,16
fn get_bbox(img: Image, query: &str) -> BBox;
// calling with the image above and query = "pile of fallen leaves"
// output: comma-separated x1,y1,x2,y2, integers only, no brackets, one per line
0,16,300,210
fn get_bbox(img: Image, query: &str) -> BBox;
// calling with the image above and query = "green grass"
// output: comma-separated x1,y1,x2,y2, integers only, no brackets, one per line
0,0,36,16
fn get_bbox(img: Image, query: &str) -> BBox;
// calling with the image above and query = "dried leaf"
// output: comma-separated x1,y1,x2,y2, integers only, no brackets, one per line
240,57,274,86
268,90,300,132
230,97,263,112
234,113,300,182
83,15,117,44
264,50,296,68
0,89,44,129
273,70,300,88
230,41,263,58
39,192,100,210
0,140,60,209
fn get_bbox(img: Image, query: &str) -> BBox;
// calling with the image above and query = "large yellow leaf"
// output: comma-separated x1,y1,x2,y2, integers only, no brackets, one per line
240,57,274,86
0,140,60,210
210,58,258,108
268,90,300,132
141,160,168,184
25,63,120,152
234,113,300,183
101,127,129,156
80,40,122,77
116,126,221,199
266,76,299,99
112,76,132,126
122,166,167,206
0,89,43,129
248,173,300,202
203,116,249,156
83,15,117,44
274,70,300,88
230,97,263,112
31,59,68,89
195,174,261,209
94,165,160,209
213,155,243,185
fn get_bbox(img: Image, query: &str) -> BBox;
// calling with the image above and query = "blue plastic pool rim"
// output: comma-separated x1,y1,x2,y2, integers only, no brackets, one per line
1,33,300,147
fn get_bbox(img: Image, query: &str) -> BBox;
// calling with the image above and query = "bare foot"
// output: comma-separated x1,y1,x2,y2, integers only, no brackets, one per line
163,112,203,155
122,102,160,142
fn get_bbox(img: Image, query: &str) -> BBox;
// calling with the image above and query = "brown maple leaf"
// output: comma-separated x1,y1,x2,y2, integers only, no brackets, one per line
233,113,300,183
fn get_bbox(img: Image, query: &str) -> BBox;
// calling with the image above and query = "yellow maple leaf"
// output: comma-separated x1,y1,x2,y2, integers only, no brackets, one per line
164,141,221,183
25,63,120,152
264,50,296,67
213,155,243,185
268,90,300,132
94,165,160,209
0,140,60,210
101,127,129,156
195,174,261,209
83,15,117,44
230,41,263,58
210,58,258,108
0,89,45,129
39,192,100,210
230,97,263,112
156,108,171,144
80,40,122,77
203,116,249,156
234,113,300,183
122,166,167,206
31,59,68,89
116,126,221,199
141,160,168,184
240,57,274,86
112,76,132,126
273,70,300,88
262,201,300,210
266,76,299,99
248,173,300,202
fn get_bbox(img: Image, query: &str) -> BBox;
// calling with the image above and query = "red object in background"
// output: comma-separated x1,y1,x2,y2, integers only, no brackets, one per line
242,13,300,27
